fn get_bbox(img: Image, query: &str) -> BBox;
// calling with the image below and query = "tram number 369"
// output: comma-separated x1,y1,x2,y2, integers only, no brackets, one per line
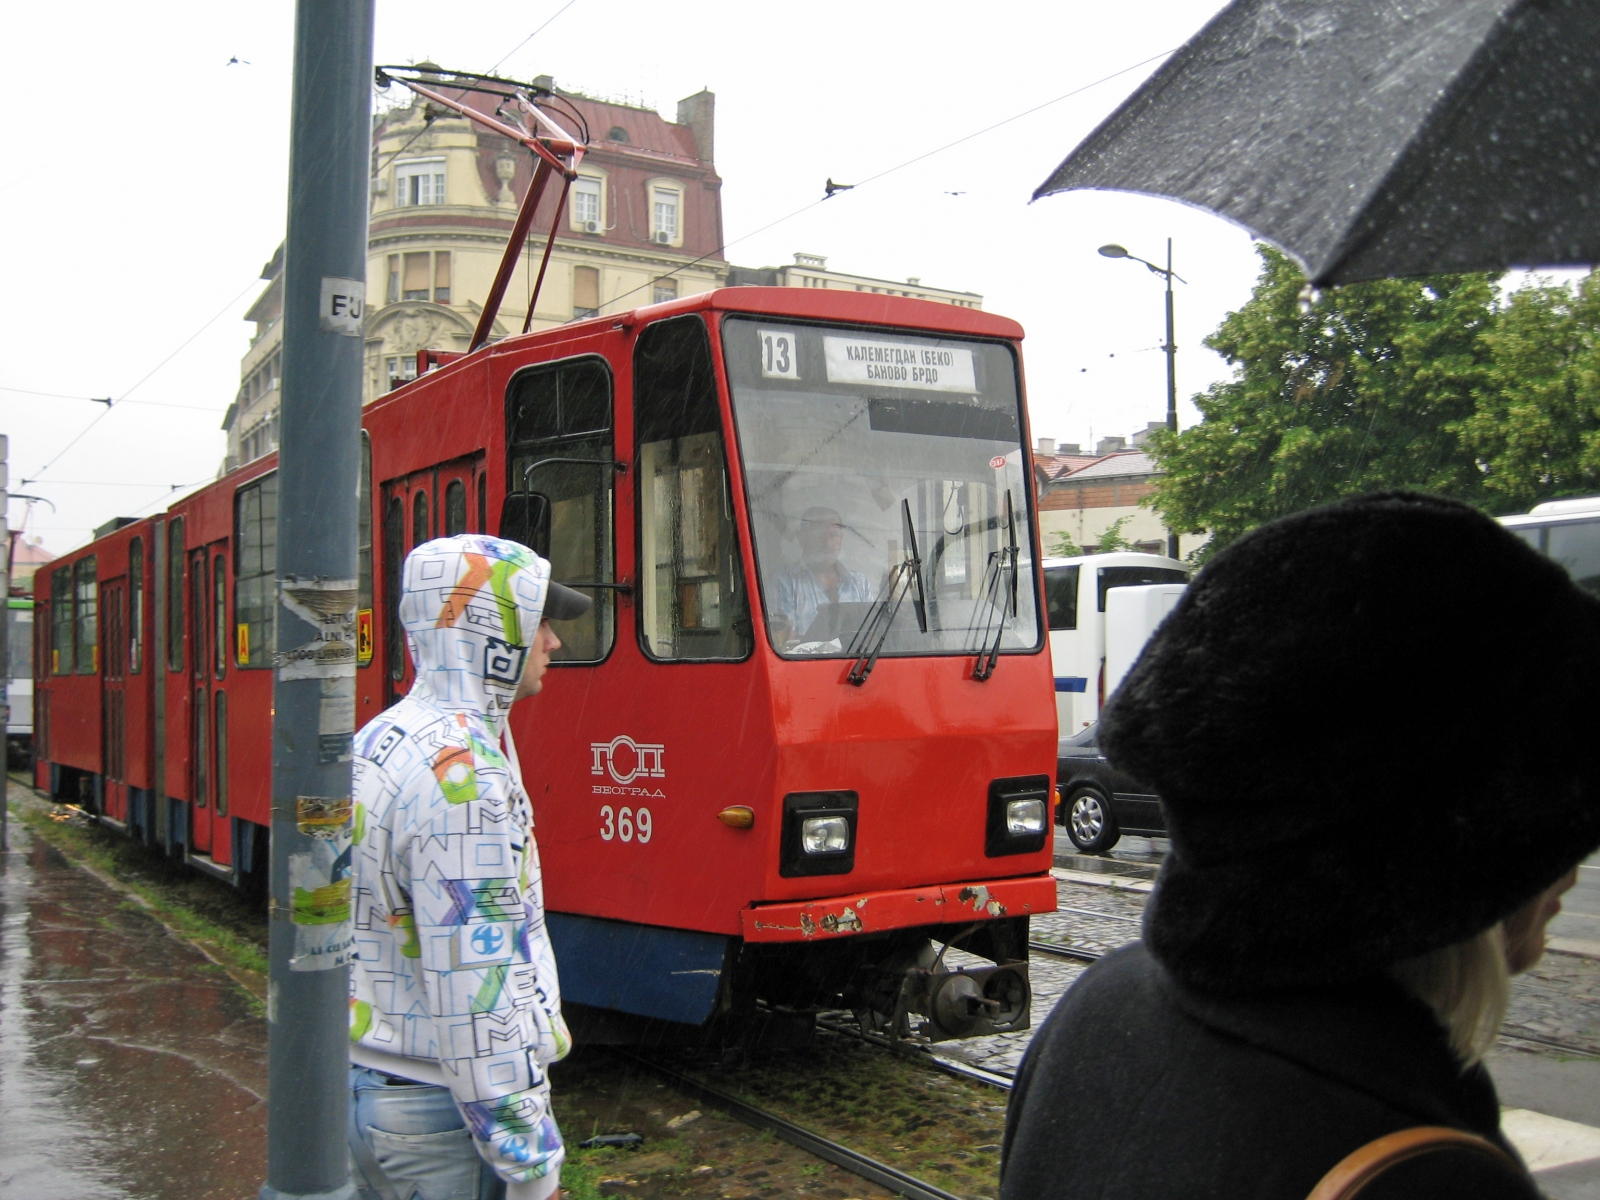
599,805,653,843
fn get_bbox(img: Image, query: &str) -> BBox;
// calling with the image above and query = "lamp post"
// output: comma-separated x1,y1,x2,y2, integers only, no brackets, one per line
1099,239,1183,560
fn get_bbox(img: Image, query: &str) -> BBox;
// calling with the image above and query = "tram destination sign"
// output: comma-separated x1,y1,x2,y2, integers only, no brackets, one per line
824,335,976,393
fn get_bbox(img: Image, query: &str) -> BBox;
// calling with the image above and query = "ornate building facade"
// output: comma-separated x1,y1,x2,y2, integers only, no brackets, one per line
224,73,727,470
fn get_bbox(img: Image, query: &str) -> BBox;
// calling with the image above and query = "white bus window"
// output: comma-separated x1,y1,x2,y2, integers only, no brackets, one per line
1547,520,1600,597
1044,565,1080,630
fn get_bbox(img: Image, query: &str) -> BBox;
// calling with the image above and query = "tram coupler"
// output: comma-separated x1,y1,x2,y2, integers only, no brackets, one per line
896,960,1031,1042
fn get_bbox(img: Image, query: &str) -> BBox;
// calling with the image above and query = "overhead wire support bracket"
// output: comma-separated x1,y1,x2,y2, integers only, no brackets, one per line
375,65,587,352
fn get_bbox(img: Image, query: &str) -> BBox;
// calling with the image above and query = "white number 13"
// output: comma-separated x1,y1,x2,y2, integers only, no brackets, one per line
599,805,653,844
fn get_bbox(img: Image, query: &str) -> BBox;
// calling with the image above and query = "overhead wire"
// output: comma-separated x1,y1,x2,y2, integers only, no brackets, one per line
0,386,225,414
22,275,260,484
597,45,1180,314
487,0,581,74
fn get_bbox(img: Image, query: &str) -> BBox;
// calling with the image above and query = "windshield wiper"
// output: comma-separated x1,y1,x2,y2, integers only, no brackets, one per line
971,490,1019,681
845,499,927,686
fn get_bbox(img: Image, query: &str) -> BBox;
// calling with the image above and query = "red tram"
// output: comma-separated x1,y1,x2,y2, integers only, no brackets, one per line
34,68,1058,1042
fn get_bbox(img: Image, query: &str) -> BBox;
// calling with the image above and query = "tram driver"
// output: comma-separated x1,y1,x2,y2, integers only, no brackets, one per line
769,505,874,648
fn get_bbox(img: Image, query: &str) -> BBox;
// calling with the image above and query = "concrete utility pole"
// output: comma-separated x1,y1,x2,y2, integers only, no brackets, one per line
259,4,373,1199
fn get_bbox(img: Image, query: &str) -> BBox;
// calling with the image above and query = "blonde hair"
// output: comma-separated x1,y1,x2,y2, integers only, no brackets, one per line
1389,924,1510,1067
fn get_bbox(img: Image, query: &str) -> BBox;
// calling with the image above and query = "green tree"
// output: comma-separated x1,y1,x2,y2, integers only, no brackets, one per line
1047,530,1084,557
1457,272,1600,512
1147,246,1500,557
1094,515,1135,552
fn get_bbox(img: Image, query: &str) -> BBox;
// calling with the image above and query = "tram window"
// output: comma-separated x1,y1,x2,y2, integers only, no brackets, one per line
167,518,185,672
213,552,227,679
128,537,143,674
191,554,207,678
358,433,374,665
506,356,617,664
635,316,751,661
413,489,430,547
234,476,277,668
477,474,488,534
193,686,208,808
1044,565,1080,631
384,494,406,681
1547,520,1600,598
444,479,467,537
74,557,97,674
214,692,228,816
51,566,72,675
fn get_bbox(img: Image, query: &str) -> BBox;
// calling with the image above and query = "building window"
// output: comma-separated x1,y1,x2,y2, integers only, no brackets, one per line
572,177,602,231
607,126,629,143
234,477,276,668
387,255,400,304
573,266,600,319
434,252,451,304
652,278,678,305
651,187,680,242
74,556,97,674
385,356,418,392
402,253,430,301
395,158,446,207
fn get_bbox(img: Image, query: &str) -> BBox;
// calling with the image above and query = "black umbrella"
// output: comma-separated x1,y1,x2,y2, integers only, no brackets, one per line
1035,0,1600,286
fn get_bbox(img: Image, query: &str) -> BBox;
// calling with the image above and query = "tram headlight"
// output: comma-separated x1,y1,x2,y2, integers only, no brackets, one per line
986,775,1052,857
1004,798,1047,836
779,791,858,877
801,816,851,854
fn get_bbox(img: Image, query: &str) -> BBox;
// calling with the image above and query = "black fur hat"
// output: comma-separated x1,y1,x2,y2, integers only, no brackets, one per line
1101,491,1600,993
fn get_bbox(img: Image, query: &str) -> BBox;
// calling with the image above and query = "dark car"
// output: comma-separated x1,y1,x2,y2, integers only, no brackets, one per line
1056,723,1166,853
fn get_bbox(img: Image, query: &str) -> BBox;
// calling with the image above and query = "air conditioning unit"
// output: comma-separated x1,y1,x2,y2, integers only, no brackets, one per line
654,230,672,244
584,220,600,234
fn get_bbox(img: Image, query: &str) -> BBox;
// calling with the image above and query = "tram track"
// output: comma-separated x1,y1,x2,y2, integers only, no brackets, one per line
617,1051,970,1200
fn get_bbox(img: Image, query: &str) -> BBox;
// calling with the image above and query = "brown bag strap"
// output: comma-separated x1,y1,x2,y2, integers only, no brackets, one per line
1307,1125,1523,1200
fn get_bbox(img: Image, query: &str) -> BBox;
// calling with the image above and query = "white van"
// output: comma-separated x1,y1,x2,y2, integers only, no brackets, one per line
1043,552,1189,735
1500,496,1600,597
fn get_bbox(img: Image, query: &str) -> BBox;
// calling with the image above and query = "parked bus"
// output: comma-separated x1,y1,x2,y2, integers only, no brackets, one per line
1042,552,1189,735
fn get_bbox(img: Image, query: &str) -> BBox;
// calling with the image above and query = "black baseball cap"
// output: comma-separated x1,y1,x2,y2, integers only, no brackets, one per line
544,580,592,622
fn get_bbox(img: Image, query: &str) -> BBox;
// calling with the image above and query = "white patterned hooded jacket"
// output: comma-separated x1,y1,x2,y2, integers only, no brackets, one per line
349,534,569,1196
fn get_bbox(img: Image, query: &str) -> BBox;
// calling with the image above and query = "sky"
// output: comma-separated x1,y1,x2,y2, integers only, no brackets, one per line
4,0,1266,554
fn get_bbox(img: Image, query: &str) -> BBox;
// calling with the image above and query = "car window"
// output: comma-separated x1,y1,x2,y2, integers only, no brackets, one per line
1064,723,1098,749
1098,565,1188,611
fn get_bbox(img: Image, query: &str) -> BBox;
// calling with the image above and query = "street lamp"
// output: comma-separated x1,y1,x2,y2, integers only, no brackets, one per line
1099,238,1184,560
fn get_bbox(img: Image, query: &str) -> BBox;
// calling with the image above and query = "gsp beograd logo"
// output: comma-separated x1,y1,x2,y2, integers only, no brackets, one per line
590,735,666,796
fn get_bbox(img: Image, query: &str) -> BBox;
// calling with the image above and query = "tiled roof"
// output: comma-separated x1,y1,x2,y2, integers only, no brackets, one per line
1034,453,1100,480
1058,450,1160,481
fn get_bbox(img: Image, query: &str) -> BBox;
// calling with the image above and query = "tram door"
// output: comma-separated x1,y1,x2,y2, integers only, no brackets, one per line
381,453,486,705
180,542,229,857
101,579,127,821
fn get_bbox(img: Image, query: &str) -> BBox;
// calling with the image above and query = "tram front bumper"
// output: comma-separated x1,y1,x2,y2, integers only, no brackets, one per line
741,874,1056,943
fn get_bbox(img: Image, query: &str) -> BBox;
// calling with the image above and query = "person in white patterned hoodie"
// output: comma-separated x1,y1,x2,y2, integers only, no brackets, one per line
347,534,591,1200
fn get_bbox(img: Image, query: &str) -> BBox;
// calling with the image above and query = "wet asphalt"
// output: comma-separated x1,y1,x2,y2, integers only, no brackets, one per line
0,822,267,1199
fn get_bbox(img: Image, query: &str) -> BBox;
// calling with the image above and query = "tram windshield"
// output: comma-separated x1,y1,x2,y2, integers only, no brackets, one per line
722,317,1041,660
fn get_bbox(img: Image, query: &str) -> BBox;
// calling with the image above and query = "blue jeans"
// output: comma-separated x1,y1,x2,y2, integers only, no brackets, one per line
349,1066,505,1200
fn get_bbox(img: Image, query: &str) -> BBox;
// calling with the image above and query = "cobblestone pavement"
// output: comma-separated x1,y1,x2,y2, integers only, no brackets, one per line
938,868,1600,1080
